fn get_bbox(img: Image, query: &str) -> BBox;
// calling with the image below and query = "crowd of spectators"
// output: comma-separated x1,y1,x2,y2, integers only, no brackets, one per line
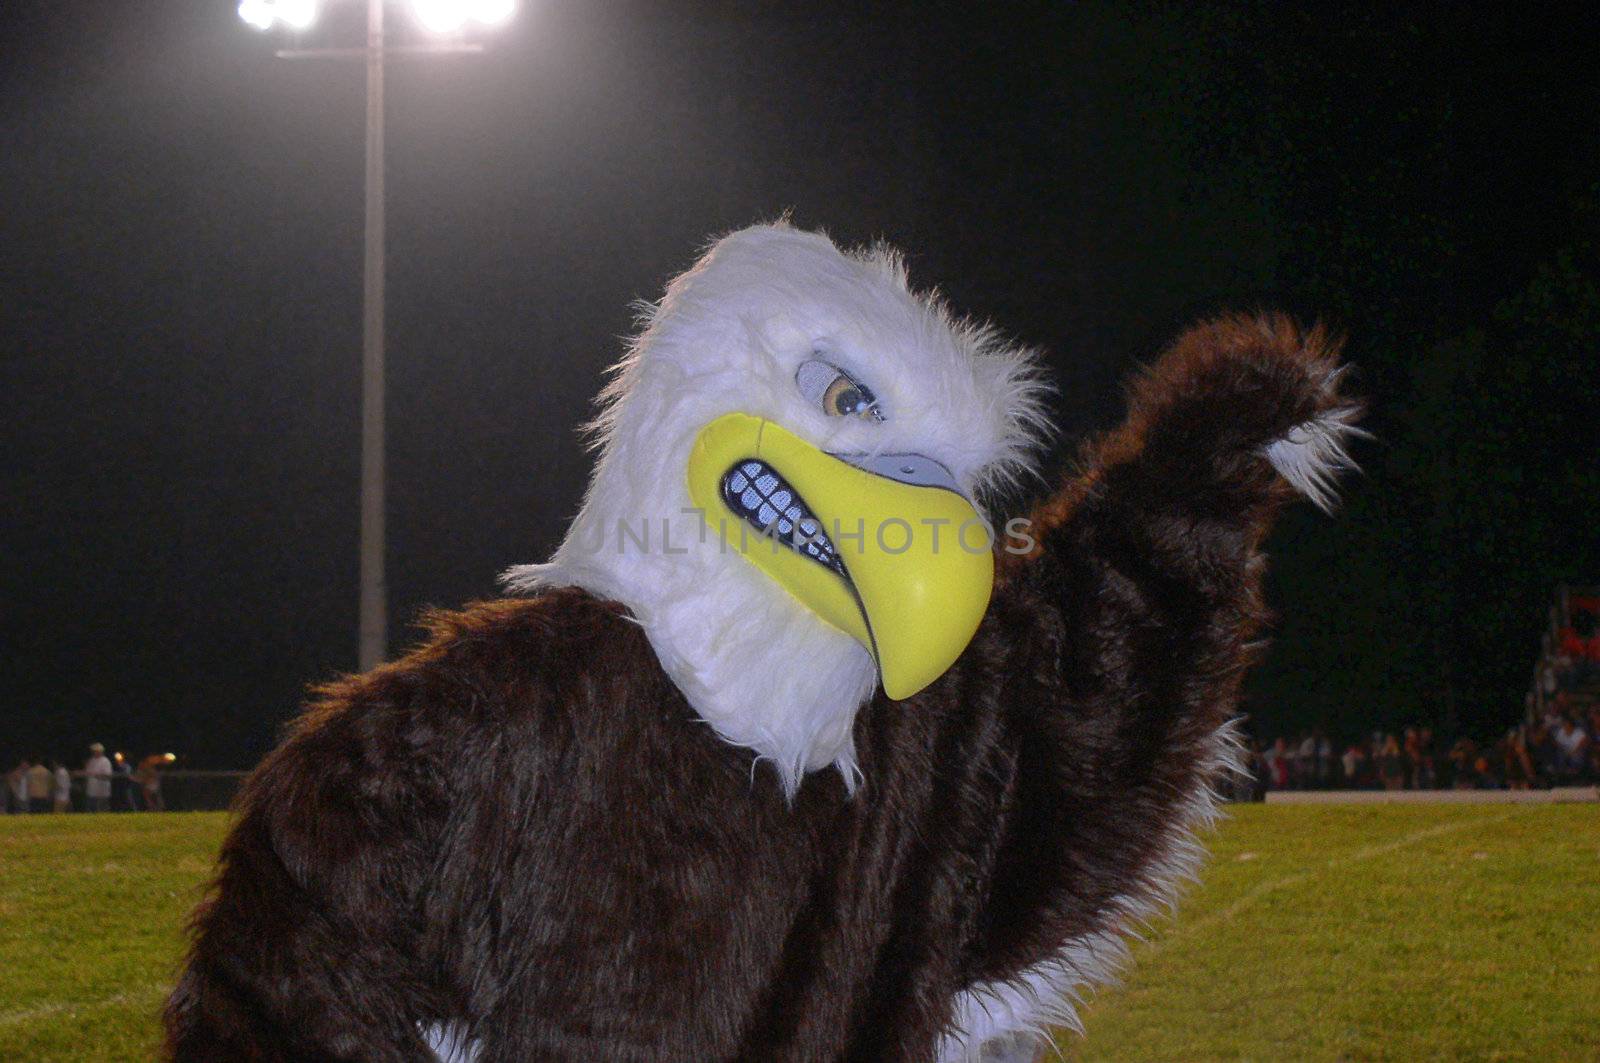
1231,594,1600,800
3,742,175,814
1235,713,1599,800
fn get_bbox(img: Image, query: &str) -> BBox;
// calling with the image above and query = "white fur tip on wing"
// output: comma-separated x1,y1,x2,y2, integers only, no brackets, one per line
422,1021,478,1063
1262,406,1364,513
936,718,1245,1063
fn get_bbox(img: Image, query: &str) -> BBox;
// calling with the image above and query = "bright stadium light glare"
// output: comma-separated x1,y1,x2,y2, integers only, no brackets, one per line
412,0,517,33
277,0,320,30
237,0,320,31
468,0,517,26
238,0,276,31
412,0,469,33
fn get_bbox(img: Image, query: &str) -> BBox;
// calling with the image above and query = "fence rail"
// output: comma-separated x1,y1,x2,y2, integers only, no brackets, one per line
1267,785,1599,804
3,770,250,815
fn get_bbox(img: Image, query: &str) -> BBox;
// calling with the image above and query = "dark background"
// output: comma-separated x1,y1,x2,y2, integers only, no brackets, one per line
4,1,1597,768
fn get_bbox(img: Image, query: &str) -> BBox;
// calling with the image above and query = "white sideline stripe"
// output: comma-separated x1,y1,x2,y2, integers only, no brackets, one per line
0,983,166,1028
1150,809,1524,952
1267,786,1598,805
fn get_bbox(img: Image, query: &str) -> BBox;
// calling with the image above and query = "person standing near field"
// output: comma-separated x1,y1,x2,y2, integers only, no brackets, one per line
135,753,174,812
1340,742,1365,788
84,743,112,813
112,752,137,811
51,761,72,812
25,760,52,813
5,760,28,813
1378,735,1406,791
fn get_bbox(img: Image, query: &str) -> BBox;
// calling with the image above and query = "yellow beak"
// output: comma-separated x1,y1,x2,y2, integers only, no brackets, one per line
687,413,993,700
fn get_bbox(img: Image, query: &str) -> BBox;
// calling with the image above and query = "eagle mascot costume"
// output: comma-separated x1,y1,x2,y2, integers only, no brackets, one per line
165,223,1361,1062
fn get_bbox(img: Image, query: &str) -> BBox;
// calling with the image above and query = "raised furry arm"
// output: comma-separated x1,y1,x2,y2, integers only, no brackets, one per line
946,315,1362,1052
1029,313,1361,537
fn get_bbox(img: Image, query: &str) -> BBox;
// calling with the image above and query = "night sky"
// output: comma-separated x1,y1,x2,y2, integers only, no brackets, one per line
4,2,1597,768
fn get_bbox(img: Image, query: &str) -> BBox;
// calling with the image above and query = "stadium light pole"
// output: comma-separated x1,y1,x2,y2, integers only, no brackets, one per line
239,0,515,671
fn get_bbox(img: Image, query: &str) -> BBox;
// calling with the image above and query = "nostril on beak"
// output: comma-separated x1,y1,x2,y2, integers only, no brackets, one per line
829,451,963,493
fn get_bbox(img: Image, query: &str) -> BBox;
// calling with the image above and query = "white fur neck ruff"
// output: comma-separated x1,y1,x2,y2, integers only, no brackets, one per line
504,223,1047,797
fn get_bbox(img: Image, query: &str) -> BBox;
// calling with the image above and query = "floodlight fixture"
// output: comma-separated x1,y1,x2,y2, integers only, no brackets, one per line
411,0,517,34
412,0,467,33
238,0,321,32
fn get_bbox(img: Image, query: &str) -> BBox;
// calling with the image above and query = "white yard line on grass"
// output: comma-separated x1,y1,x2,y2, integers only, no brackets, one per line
1150,808,1524,951
0,982,167,1028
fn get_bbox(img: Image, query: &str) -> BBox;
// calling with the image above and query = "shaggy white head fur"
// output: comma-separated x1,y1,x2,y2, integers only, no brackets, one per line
504,223,1048,797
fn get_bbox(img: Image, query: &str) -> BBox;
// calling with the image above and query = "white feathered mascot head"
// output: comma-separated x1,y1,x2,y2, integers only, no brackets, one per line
506,223,1047,796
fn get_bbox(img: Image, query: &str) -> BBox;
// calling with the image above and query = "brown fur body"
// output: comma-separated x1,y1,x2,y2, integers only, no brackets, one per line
166,316,1353,1061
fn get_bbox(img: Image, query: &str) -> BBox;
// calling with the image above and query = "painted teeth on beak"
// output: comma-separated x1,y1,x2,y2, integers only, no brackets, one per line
689,413,995,702
721,461,847,577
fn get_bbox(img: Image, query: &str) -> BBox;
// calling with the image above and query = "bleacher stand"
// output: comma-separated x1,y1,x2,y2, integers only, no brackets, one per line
1528,584,1600,784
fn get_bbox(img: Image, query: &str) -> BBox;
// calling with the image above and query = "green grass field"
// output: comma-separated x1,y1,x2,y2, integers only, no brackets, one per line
2,805,1596,1061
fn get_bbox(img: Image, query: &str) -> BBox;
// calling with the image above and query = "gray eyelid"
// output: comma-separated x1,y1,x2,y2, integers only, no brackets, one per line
794,359,839,406
794,358,885,421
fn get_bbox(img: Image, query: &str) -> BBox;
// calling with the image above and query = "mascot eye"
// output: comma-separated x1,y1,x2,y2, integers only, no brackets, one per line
795,359,883,421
